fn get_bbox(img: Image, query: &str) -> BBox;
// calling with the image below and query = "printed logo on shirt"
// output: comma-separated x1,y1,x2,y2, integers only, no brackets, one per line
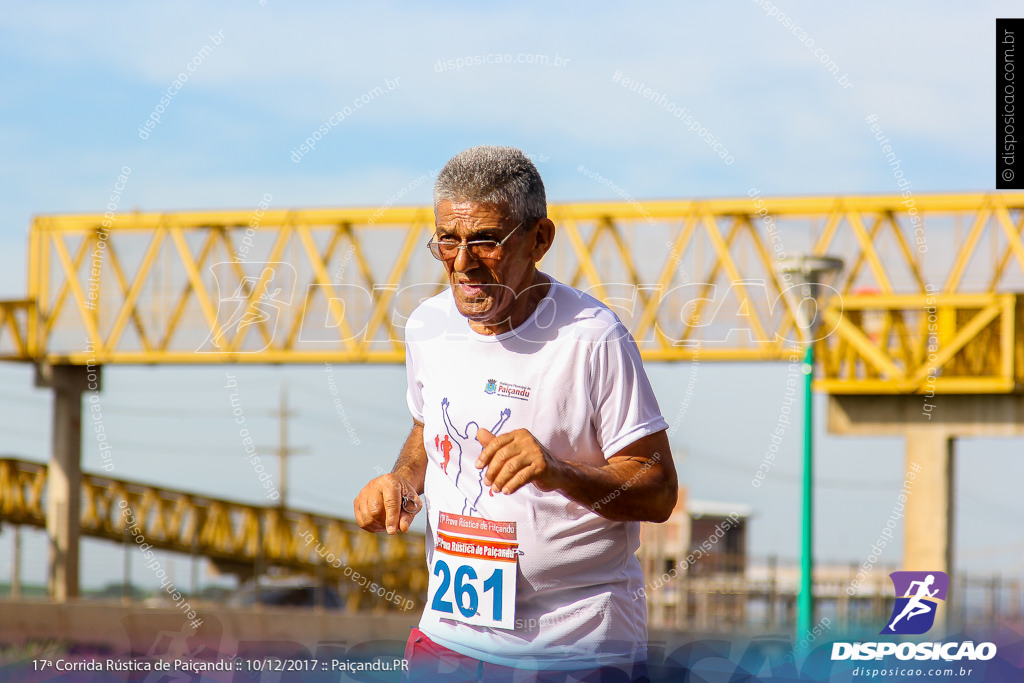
483,379,532,401
440,397,511,516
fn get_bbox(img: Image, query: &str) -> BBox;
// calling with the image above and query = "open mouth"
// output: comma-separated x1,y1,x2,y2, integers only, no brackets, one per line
457,281,488,297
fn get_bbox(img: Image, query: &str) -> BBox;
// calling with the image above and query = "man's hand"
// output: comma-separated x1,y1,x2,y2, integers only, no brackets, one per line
353,473,422,535
476,427,566,495
477,428,676,522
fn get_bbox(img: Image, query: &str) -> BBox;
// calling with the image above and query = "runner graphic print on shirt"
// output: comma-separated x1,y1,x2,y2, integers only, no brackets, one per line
439,398,511,516
435,434,454,474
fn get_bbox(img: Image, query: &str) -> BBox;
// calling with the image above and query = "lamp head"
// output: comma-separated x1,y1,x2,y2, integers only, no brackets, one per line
776,255,844,336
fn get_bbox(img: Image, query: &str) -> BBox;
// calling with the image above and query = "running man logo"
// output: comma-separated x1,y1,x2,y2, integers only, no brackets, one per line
198,262,297,353
881,571,949,635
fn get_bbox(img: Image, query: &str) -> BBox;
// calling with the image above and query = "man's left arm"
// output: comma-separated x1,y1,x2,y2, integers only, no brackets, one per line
476,427,677,522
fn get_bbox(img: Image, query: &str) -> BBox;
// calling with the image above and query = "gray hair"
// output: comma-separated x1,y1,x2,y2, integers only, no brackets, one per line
433,146,547,227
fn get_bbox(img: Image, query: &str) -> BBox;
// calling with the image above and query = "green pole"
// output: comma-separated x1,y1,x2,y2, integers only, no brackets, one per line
797,342,814,650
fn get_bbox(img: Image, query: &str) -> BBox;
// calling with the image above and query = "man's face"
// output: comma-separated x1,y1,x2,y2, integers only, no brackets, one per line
433,199,538,328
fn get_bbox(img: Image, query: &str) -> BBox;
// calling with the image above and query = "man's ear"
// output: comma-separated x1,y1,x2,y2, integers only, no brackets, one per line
531,218,556,262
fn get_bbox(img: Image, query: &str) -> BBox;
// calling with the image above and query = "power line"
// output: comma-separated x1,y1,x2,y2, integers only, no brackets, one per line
84,405,233,419
961,490,1023,520
288,486,348,513
0,393,49,406
684,447,901,491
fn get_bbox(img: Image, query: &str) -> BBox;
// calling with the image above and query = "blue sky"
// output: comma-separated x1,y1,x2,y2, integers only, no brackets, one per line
0,1,1020,592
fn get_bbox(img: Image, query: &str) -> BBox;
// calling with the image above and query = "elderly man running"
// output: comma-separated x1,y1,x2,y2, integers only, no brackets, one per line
355,146,677,683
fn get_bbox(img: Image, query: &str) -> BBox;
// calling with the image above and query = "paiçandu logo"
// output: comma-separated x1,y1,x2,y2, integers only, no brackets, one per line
484,378,497,395
881,570,949,635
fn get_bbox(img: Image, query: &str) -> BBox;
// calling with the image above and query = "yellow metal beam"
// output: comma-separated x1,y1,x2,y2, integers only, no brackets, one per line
4,193,1024,394
0,458,426,608
819,294,1020,394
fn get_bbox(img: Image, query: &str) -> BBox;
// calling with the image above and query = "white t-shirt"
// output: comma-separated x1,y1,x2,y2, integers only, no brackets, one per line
405,274,669,670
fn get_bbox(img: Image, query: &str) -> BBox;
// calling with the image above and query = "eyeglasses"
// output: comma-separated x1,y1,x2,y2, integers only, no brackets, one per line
427,222,523,261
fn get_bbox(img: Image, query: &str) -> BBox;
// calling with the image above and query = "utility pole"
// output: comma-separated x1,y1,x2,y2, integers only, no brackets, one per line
258,382,309,508
11,525,20,598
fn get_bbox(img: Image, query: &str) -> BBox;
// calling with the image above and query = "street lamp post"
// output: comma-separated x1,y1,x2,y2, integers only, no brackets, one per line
776,255,843,651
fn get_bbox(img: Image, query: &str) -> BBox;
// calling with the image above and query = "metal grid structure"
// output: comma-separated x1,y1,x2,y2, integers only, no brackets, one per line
0,458,427,610
1,193,1021,393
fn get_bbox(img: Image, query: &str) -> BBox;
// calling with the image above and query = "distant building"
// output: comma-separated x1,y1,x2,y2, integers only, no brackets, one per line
638,491,752,630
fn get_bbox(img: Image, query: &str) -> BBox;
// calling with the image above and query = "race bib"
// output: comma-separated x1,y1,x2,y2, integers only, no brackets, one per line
427,511,518,629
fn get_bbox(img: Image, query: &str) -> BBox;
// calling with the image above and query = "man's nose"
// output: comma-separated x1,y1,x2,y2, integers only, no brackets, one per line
452,244,477,271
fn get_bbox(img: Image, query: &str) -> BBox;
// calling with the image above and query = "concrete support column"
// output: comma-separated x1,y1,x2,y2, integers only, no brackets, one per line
826,392,1024,632
35,363,95,601
903,429,955,578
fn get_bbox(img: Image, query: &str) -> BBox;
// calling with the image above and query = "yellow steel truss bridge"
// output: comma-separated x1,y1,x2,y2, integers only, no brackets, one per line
1,192,1022,393
0,458,427,610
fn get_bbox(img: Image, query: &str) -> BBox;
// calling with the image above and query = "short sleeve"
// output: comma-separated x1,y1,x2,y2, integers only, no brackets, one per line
405,337,425,422
588,322,669,458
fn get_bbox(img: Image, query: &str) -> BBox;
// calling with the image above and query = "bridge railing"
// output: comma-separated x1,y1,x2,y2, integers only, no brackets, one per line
0,458,428,611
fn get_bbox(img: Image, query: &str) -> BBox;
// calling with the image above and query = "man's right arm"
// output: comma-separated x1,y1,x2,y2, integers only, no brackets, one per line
353,420,426,535
392,419,427,494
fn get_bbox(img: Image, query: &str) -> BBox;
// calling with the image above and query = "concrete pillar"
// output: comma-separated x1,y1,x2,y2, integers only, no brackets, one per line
828,393,1024,571
35,363,95,601
903,429,954,578
829,393,1024,631
902,429,955,630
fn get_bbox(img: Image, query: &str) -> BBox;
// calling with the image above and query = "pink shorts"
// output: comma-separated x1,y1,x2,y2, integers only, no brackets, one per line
402,627,649,683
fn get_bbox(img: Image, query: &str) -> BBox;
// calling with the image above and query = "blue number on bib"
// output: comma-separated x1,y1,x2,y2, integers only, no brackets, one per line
483,567,503,621
431,560,454,613
431,561,505,621
454,565,478,617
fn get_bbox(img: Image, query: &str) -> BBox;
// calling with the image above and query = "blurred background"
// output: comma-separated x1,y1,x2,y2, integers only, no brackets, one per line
0,0,1021,664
